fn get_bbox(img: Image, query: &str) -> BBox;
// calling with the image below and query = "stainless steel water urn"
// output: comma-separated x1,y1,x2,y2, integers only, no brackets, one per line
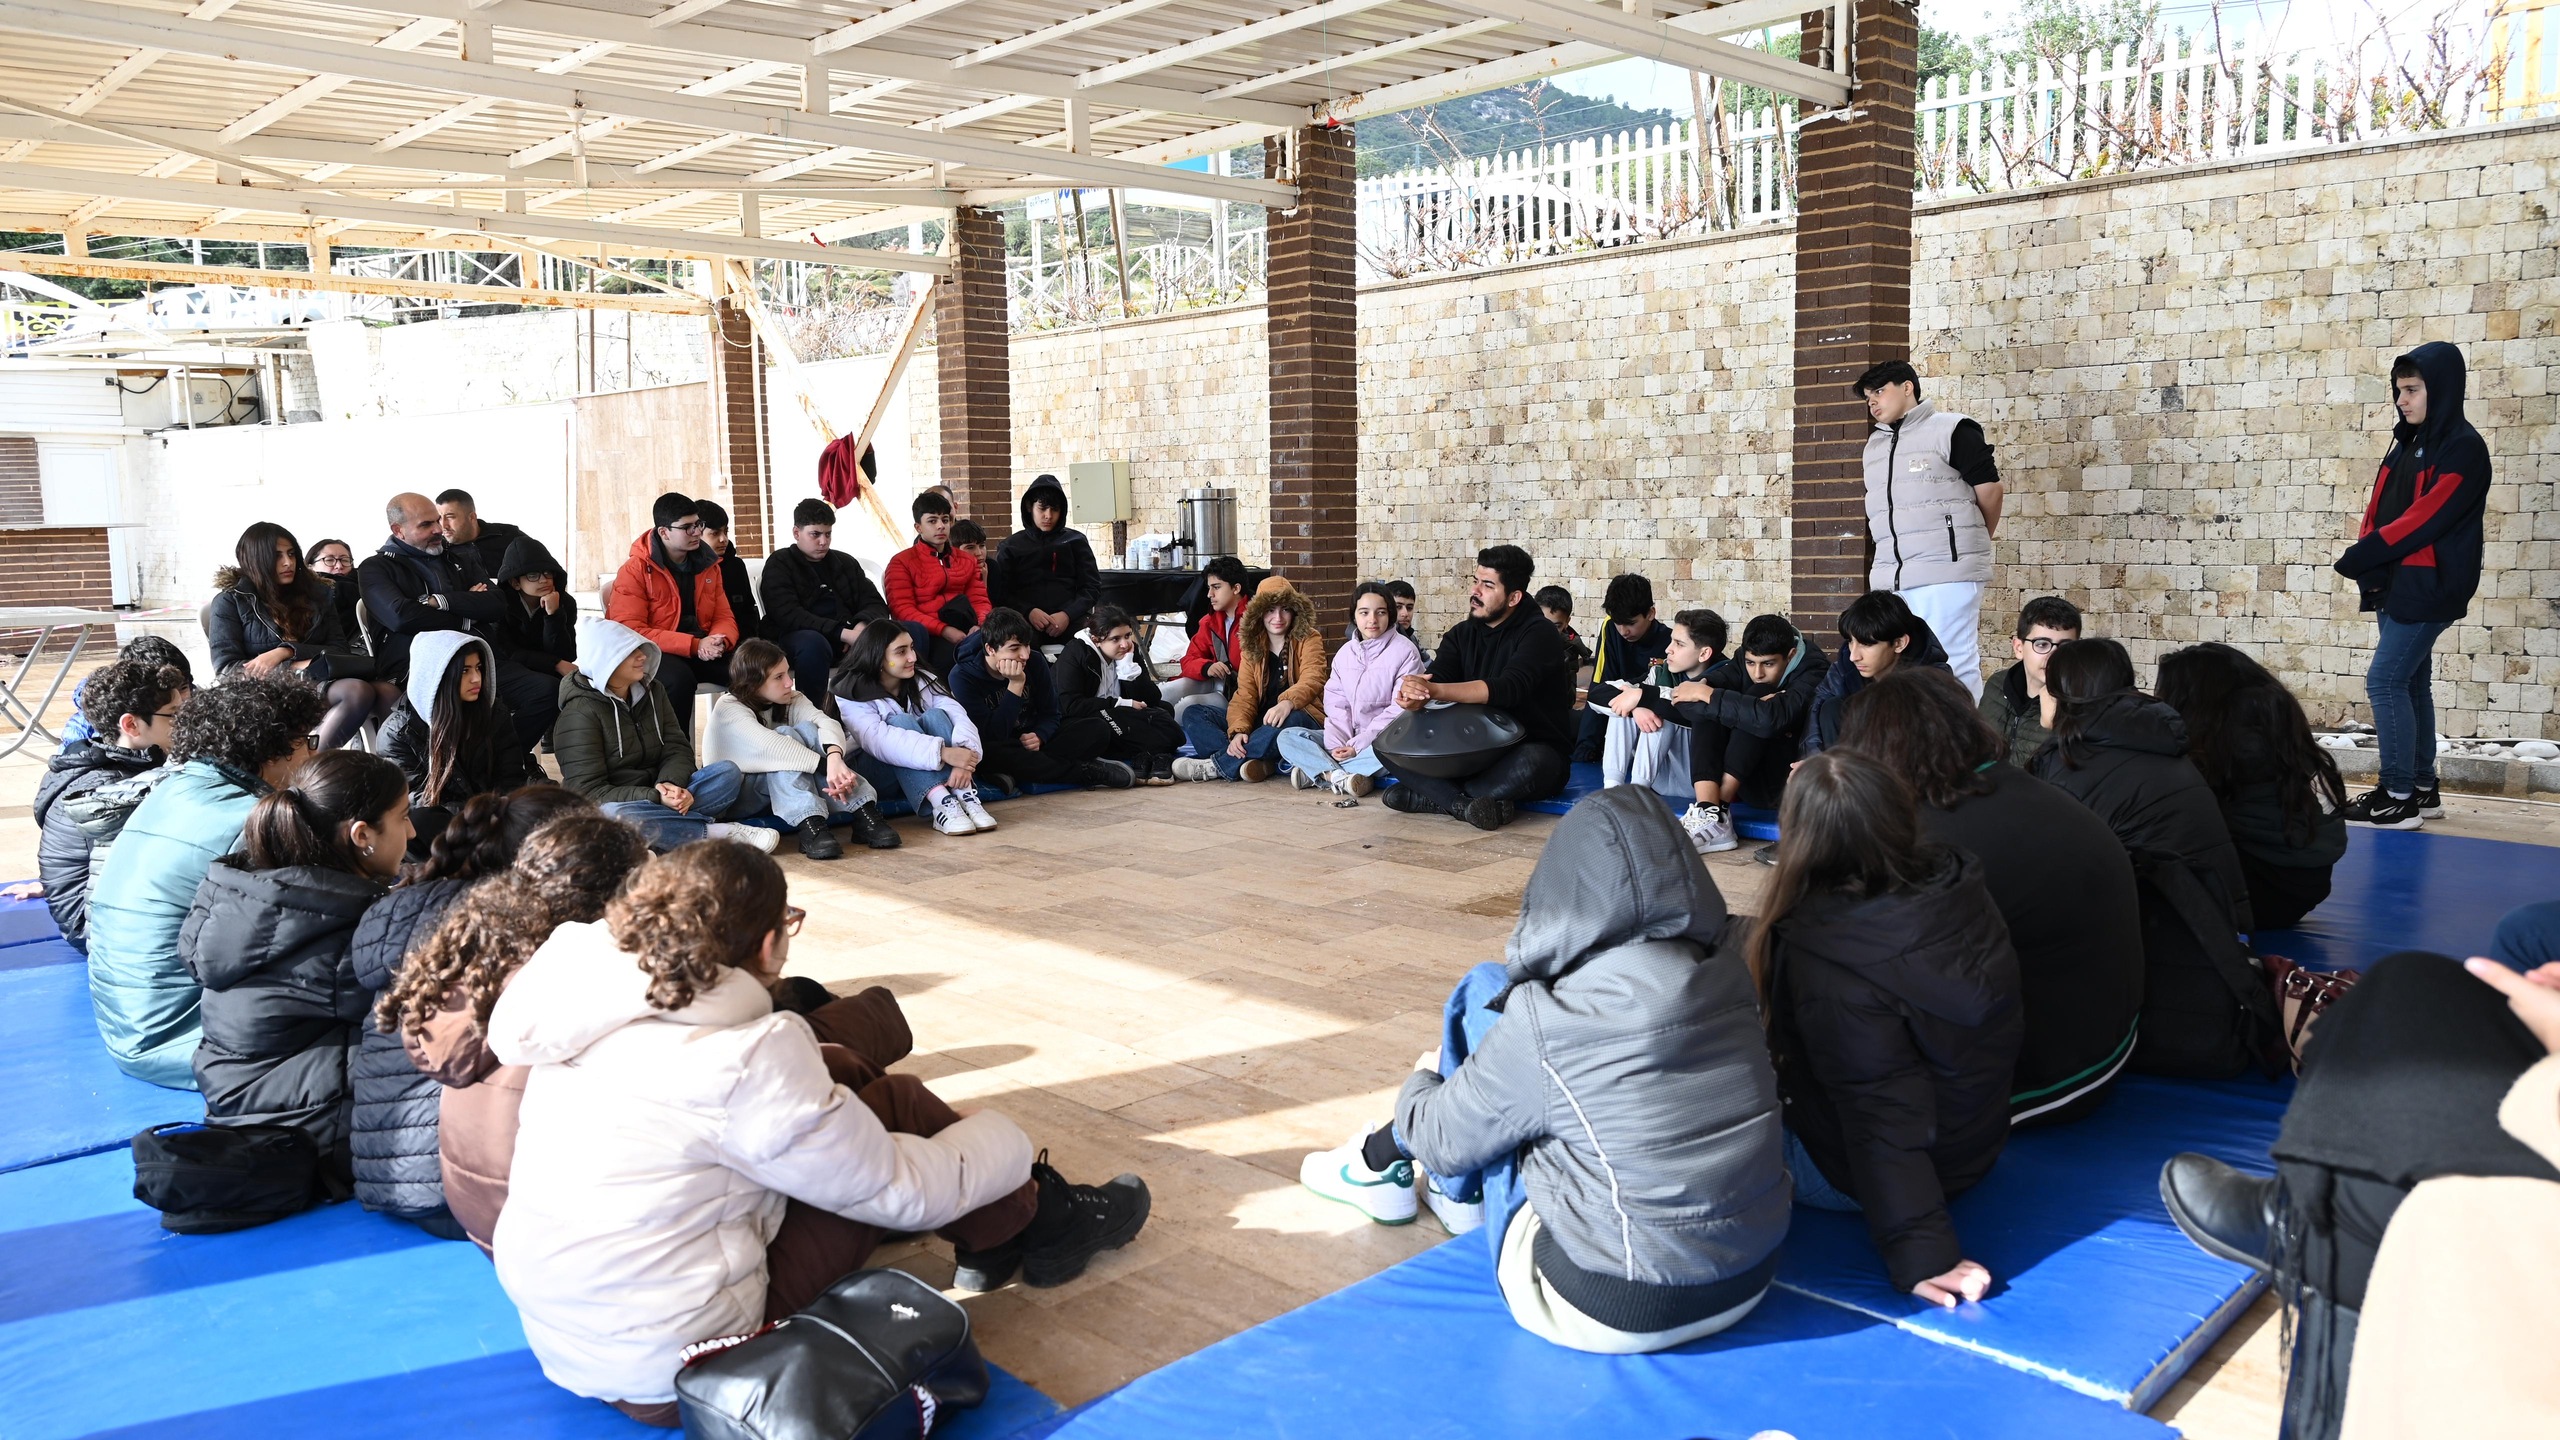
1177,487,1238,562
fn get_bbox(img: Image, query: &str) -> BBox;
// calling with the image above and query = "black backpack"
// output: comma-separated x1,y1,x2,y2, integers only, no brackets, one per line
131,1121,345,1234
676,1268,991,1440
2126,850,2281,1079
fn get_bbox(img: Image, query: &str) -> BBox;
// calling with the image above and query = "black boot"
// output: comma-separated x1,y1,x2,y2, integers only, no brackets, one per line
1071,759,1136,790
1458,797,1517,831
954,1151,1152,1293
2160,1152,2276,1272
1381,786,1437,815
793,815,843,860
844,802,901,850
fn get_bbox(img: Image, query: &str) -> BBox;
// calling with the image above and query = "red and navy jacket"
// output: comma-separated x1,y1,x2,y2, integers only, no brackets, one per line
2334,341,2490,625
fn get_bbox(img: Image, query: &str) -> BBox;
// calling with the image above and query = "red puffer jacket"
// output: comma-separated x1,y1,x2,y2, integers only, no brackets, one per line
883,539,990,631
606,532,737,659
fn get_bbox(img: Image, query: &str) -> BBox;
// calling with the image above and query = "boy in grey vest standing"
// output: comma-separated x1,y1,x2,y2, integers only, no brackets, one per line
1852,361,2004,698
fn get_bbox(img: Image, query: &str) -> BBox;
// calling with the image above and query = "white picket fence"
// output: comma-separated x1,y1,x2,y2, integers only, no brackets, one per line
1357,14,2560,280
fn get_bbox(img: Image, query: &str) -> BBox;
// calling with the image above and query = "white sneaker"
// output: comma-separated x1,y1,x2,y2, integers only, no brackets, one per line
1329,771,1375,798
1289,765,1319,790
928,793,978,837
1171,757,1221,782
1680,802,1738,854
705,822,780,853
955,787,998,832
1298,1136,1417,1225
1425,1174,1485,1236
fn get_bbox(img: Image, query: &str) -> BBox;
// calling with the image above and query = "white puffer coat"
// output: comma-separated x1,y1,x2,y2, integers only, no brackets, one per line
488,920,1034,1404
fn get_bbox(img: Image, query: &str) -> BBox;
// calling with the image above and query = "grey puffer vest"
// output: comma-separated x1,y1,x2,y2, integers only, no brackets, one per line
1865,400,1993,590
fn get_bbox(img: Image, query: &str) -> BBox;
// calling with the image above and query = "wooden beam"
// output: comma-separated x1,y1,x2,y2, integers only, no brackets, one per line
7,251,711,312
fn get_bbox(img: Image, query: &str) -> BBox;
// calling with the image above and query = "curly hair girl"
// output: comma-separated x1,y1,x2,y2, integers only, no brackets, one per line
606,839,789,1013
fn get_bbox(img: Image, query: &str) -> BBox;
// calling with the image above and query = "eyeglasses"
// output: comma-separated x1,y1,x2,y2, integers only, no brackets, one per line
2024,638,2067,655
300,732,322,751
149,709,181,722
782,905,806,937
666,519,705,534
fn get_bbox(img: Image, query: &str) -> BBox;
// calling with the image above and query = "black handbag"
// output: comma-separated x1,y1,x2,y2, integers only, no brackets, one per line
676,1268,992,1440
131,1120,343,1234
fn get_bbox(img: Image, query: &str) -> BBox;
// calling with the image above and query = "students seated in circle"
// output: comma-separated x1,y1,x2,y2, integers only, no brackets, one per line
350,784,591,1239
88,673,328,1088
706,638,896,860
831,622,998,838
1275,582,1424,798
376,811,654,1255
1176,575,1329,784
183,750,412,1183
378,633,527,855
487,841,1151,1425
1300,787,1788,1354
552,618,767,853
1752,747,2022,1307
1837,668,2143,1126
2153,641,2349,931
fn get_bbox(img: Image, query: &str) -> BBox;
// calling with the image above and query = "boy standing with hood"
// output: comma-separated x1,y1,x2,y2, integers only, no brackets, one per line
1299,788,1790,1353
989,475,1101,642
2334,341,2492,830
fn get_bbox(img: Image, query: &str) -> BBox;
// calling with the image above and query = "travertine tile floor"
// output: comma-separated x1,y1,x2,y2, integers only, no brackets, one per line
3,675,2554,1437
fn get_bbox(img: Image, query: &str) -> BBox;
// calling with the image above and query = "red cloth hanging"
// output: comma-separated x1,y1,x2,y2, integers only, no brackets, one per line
816,437,878,507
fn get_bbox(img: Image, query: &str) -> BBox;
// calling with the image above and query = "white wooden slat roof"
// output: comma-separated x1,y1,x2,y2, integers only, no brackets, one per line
0,0,1850,269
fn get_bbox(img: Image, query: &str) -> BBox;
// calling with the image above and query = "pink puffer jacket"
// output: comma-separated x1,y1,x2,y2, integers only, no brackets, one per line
1323,630,1427,754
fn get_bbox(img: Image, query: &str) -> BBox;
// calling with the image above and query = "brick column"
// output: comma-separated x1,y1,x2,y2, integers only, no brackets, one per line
1265,123,1359,621
936,205,1014,526
1790,0,1918,633
710,297,770,554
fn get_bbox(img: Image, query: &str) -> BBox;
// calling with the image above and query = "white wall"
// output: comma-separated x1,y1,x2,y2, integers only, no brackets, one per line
305,311,709,420
765,351,922,577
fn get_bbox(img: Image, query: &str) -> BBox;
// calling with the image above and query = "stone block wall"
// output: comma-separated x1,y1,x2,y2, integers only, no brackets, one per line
909,119,2560,738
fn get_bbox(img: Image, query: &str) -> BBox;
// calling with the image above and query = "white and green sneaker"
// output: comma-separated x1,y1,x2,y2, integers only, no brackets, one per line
1424,1174,1485,1235
1299,1137,1418,1224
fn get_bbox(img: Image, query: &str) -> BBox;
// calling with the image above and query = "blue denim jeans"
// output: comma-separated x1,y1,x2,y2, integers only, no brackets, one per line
1389,961,1528,1268
2367,613,2452,795
2491,900,2560,975
849,709,957,813
600,761,744,849
1274,726,1385,780
1178,703,1318,779
1781,1130,1863,1213
740,721,875,826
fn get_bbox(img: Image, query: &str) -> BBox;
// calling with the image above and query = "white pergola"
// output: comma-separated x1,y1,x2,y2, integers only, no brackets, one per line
0,0,1851,304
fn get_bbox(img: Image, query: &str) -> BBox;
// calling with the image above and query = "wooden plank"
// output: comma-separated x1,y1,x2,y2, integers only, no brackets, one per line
5,252,707,313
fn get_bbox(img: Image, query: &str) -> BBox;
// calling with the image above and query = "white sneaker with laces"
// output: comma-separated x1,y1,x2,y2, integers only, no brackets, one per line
929,793,978,837
705,822,780,853
1425,1174,1485,1236
1298,1136,1417,1225
1171,757,1221,782
1289,765,1319,790
956,787,998,832
1680,802,1738,854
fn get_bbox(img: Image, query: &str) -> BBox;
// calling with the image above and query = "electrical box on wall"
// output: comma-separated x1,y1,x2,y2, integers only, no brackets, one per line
1067,460,1132,523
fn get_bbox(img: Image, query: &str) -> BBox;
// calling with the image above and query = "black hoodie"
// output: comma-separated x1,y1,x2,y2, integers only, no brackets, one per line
489,535,579,673
989,477,1100,629
2033,693,2252,933
2334,341,2491,624
1766,847,2022,1292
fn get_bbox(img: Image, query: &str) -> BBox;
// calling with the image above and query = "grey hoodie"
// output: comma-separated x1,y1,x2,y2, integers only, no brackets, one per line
1396,786,1790,1332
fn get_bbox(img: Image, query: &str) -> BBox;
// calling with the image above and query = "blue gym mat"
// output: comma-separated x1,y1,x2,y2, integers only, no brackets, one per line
0,1149,1060,1440
0,947,202,1174
0,893,62,949
1017,1238,2172,1440
1775,1074,2284,1409
2255,827,2560,971
1518,762,1781,839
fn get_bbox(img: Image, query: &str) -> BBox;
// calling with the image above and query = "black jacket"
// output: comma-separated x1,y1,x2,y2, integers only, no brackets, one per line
448,520,528,587
1766,848,2023,1292
2335,341,2491,624
948,628,1063,744
34,739,164,953
1801,616,1952,758
2032,694,2253,932
204,582,367,679
714,545,760,637
2213,732,2350,877
1676,638,1827,746
988,479,1101,629
348,874,472,1218
377,701,528,812
489,535,578,675
1920,762,2143,1123
1052,635,1165,718
357,538,505,683
322,576,365,654
179,857,389,1172
1426,606,1577,755
1587,618,1670,690
758,544,891,642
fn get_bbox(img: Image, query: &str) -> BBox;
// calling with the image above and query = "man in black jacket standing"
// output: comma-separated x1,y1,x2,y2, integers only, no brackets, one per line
760,497,894,701
360,492,555,750
1381,545,1575,830
2333,341,2492,831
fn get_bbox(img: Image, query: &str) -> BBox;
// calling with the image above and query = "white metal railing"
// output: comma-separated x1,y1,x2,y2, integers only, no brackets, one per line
1006,232,1268,330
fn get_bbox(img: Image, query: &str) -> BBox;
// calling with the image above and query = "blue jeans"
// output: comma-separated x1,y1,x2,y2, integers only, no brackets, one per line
1781,1130,1863,1213
601,761,744,849
850,709,957,813
1179,703,1318,780
1390,961,1528,1269
740,721,874,826
2368,614,2451,795
2491,900,2560,975
1274,726,1384,779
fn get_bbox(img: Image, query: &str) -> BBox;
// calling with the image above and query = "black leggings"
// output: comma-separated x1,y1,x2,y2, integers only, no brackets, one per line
1691,718,1789,808
1382,741,1569,812
982,713,1118,785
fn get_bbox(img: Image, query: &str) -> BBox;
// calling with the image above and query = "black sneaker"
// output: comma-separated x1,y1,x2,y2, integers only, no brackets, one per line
950,1238,1023,1294
1381,785,1433,815
793,815,844,861
1458,797,1516,831
2343,787,2424,830
1752,841,1781,867
1019,1156,1151,1289
2413,783,2445,818
844,802,902,850
1070,759,1136,790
